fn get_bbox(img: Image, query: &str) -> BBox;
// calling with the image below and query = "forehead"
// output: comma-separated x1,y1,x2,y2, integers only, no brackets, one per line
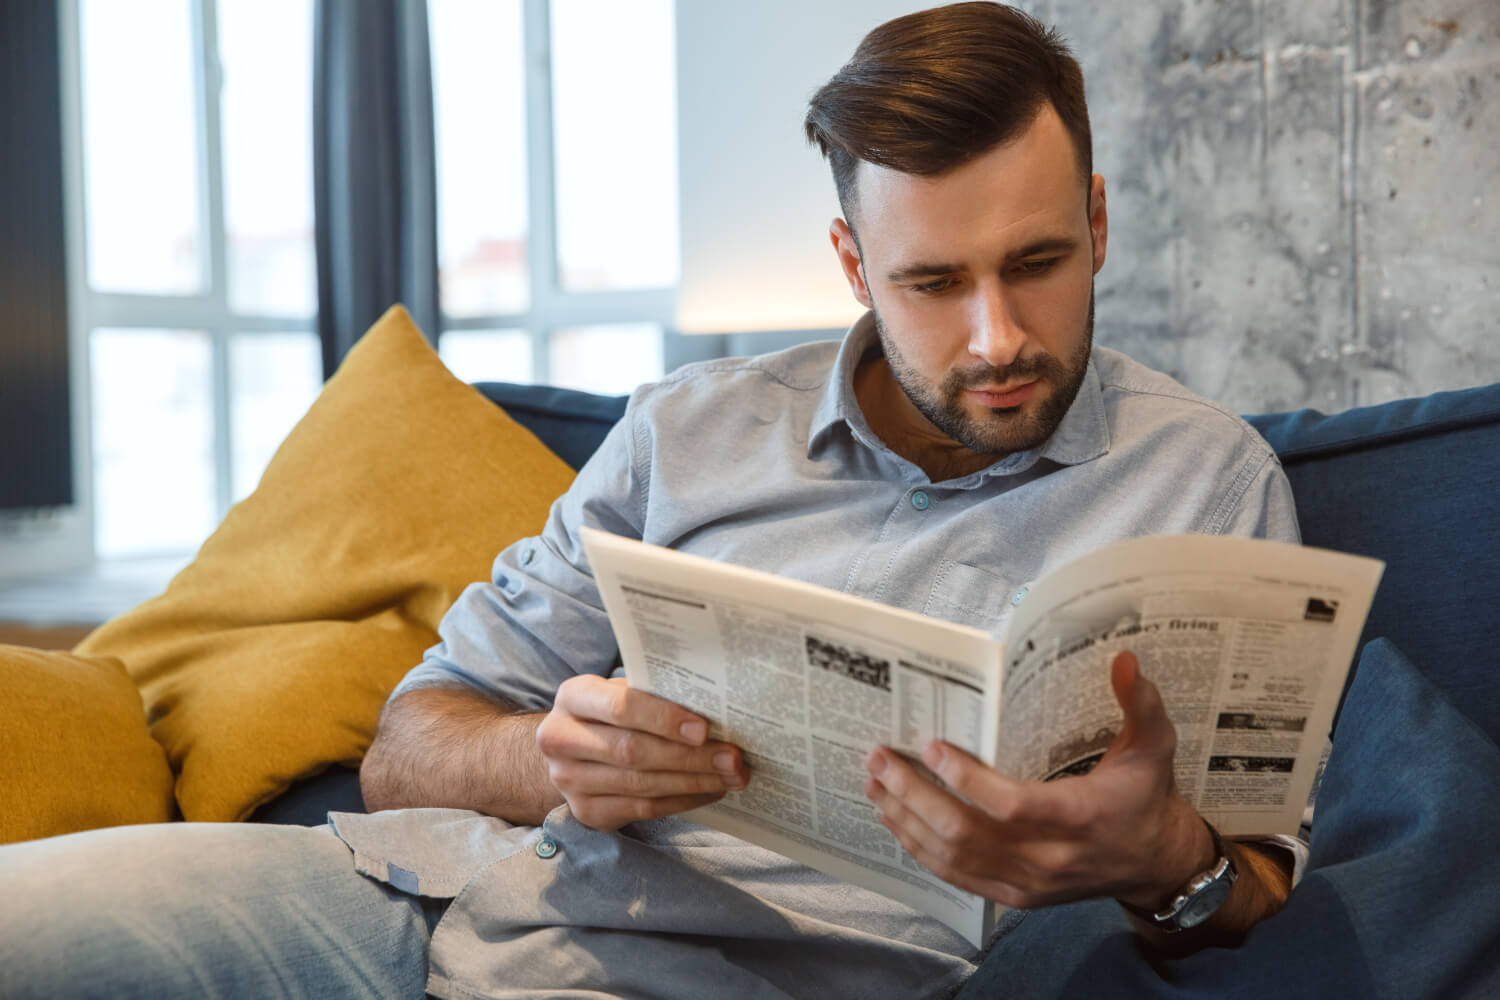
852,106,1087,266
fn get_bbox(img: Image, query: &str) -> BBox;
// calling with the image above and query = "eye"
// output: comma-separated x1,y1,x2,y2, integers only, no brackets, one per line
1015,258,1059,277
911,276,957,295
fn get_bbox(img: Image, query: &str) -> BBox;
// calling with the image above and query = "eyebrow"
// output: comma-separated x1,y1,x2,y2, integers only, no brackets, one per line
884,236,1081,284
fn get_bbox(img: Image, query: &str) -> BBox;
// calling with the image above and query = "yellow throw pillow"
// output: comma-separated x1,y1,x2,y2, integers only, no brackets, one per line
1,646,176,844
77,305,577,822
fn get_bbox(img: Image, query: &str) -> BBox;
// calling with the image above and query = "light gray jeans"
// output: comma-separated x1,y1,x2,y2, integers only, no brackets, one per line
0,822,440,999
0,808,978,999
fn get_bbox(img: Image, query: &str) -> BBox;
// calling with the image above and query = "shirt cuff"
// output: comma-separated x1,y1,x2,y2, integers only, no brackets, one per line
1247,833,1309,887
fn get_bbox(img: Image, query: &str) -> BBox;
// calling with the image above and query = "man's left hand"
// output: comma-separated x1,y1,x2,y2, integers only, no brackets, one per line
864,650,1214,911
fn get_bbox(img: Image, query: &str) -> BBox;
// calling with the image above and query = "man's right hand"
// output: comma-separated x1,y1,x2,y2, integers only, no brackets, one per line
534,675,750,831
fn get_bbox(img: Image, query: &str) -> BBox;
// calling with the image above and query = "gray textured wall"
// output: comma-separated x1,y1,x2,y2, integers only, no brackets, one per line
1029,0,1498,413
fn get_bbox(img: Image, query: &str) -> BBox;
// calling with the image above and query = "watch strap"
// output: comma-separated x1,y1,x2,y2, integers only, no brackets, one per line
1120,819,1238,932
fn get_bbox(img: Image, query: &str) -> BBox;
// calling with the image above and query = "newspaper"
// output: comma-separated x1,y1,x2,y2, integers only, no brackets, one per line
580,527,1384,948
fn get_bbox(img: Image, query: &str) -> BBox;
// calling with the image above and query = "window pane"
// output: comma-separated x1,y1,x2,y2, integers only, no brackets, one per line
439,330,533,384
219,0,316,317
550,0,679,291
229,332,322,500
549,323,661,394
430,0,530,315
80,0,203,294
90,329,216,557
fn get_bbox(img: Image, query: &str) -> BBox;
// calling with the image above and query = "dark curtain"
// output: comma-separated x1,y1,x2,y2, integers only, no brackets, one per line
0,0,72,509
313,0,440,378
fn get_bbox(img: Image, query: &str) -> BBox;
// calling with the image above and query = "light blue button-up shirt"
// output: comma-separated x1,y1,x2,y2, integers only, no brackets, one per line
338,313,1299,999
399,312,1297,708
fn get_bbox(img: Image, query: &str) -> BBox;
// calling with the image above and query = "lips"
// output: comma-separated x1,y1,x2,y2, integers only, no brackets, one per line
967,379,1039,408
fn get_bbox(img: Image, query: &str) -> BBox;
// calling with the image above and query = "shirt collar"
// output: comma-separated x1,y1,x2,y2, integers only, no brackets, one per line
808,311,880,455
807,311,1111,473
1033,359,1110,468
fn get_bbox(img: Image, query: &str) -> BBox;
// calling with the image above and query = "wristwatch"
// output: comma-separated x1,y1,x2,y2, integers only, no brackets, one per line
1121,820,1238,932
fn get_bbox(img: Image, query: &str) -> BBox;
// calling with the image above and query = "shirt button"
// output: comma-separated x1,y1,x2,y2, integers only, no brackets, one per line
520,546,536,566
535,836,559,859
910,490,930,511
1011,586,1029,607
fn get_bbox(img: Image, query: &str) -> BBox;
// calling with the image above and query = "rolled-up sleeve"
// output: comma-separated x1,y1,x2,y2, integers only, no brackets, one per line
391,398,647,710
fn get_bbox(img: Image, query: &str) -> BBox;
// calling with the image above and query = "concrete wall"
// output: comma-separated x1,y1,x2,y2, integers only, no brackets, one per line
1036,0,1499,412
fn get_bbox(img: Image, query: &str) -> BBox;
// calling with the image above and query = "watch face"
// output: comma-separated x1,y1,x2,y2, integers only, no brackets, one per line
1175,878,1235,929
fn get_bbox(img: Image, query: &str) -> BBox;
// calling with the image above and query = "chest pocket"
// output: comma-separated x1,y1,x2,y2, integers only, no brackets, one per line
924,560,1022,632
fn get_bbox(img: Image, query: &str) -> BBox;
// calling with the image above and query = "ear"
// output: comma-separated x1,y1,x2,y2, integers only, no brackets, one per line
829,218,873,309
1088,175,1108,276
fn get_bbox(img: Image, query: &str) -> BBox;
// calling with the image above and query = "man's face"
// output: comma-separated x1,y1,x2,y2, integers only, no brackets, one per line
831,105,1108,459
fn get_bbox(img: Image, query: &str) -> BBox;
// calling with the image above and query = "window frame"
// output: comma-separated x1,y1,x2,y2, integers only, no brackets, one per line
436,0,676,386
49,0,685,568
63,0,316,562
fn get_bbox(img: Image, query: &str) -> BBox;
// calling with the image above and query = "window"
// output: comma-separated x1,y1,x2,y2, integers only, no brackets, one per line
549,0,679,294
68,0,680,561
75,0,319,559
431,0,677,390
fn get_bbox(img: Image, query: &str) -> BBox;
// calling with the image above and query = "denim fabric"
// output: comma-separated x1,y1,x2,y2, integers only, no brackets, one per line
953,638,1500,999
0,822,439,1000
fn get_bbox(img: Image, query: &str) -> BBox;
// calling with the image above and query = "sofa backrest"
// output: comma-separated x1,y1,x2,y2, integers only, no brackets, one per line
475,381,628,472
478,378,1500,741
1249,383,1500,739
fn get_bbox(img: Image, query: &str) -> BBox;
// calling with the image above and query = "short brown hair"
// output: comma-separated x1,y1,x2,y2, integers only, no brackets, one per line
804,2,1091,228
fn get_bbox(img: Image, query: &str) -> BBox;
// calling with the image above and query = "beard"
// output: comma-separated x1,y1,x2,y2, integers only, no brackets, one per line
874,288,1094,458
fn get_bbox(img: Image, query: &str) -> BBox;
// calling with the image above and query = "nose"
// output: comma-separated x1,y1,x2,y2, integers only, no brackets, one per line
967,281,1027,368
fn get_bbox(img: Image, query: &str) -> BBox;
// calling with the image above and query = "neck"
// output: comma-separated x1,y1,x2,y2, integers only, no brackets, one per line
853,357,999,482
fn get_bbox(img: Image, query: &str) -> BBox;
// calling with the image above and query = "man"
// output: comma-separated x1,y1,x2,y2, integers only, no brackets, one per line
0,4,1300,997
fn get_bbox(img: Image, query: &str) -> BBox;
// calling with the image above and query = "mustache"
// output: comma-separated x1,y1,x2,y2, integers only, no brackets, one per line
947,354,1064,390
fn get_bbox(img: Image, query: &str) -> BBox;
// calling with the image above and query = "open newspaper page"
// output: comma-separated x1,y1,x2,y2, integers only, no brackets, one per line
580,526,1004,948
995,535,1384,837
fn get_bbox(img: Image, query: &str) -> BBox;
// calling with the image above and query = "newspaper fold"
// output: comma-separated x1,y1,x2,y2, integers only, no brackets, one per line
581,527,1384,948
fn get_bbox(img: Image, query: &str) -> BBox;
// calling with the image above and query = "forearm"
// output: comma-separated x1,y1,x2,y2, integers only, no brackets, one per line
360,685,564,825
1125,839,1294,953
1199,840,1294,937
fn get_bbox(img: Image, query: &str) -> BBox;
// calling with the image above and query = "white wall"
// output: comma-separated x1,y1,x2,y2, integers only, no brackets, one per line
678,0,1500,409
673,0,927,334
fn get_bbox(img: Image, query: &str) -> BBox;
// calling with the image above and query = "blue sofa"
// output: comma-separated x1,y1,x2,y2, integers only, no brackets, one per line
255,374,1500,996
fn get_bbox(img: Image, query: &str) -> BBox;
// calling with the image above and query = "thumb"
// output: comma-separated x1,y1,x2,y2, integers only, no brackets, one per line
1107,650,1174,756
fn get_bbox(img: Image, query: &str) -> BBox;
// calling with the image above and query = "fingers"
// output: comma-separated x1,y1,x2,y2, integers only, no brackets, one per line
544,675,747,778
537,675,751,831
555,674,710,745
866,745,1154,908
864,748,952,833
860,651,1196,910
885,822,1033,909
864,750,965,875
550,759,739,800
922,741,1090,832
920,742,1023,820
865,748,1042,906
872,791,994,898
540,714,742,776
865,747,1006,858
